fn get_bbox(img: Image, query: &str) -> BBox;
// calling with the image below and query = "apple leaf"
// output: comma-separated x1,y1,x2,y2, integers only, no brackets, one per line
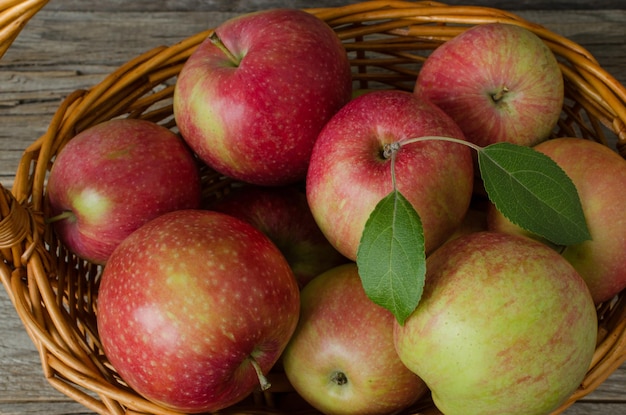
356,189,425,325
478,142,591,246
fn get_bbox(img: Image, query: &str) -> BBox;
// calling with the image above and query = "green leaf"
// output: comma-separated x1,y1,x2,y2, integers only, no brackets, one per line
478,142,591,246
356,190,426,325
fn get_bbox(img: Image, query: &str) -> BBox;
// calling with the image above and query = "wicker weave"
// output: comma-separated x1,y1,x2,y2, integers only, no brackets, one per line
0,0,48,58
1,1,626,414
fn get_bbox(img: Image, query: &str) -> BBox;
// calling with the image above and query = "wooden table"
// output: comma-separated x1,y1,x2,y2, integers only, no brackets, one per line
1,1,625,414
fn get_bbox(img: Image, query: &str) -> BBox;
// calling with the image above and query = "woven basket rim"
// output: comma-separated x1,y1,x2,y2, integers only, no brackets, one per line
2,2,626,415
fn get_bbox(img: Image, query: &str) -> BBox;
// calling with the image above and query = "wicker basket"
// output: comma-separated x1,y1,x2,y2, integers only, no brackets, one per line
2,1,626,414
0,0,48,59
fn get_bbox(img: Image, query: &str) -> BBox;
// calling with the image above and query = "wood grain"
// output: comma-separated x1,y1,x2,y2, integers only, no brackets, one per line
37,0,626,11
1,1,625,414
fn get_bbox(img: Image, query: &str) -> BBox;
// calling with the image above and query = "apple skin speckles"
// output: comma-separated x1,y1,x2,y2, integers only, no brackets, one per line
173,8,352,186
46,118,202,264
97,209,300,413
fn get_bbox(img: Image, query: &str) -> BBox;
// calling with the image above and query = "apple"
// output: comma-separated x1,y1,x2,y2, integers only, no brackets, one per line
173,8,352,186
394,231,597,415
415,23,563,148
46,118,202,264
445,204,488,243
208,184,348,288
282,263,428,415
306,89,474,261
97,209,300,413
487,137,626,304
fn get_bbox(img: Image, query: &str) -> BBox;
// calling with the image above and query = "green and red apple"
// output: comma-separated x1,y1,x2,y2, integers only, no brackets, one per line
488,137,626,303
46,118,202,264
173,8,352,186
415,23,564,148
97,209,300,413
394,231,597,415
306,89,474,261
282,263,427,415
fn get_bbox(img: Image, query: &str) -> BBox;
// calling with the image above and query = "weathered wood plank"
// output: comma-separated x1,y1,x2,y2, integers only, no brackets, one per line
565,403,626,415
0,402,96,415
0,288,53,398
38,0,626,12
1,2,626,414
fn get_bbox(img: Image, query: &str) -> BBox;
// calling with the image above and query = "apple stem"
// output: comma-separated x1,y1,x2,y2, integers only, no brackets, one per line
491,86,510,103
248,356,271,391
383,142,400,191
395,135,483,153
209,31,240,66
382,142,401,160
382,136,482,192
45,210,75,224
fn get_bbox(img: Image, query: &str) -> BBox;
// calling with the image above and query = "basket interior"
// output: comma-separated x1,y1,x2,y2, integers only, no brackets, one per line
2,2,626,414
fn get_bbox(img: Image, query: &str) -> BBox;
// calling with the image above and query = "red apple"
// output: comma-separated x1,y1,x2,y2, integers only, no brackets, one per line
46,118,202,264
445,205,488,243
173,8,352,186
97,209,300,413
415,23,563,148
394,231,597,415
282,263,428,415
487,137,626,303
208,184,348,288
306,89,474,261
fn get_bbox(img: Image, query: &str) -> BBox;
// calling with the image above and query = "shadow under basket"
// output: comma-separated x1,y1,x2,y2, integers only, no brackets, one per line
2,1,626,414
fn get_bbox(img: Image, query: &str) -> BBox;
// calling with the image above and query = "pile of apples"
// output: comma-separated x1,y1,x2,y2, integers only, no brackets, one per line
44,7,626,415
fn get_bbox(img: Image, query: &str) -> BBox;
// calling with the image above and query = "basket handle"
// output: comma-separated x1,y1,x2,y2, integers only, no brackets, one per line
0,0,49,59
0,182,41,268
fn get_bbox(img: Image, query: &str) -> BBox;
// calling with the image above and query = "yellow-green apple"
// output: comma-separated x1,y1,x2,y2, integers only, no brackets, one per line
173,8,352,186
394,231,597,415
208,184,348,288
97,209,300,413
306,89,474,261
46,118,201,264
487,137,626,304
415,23,563,148
282,263,428,415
